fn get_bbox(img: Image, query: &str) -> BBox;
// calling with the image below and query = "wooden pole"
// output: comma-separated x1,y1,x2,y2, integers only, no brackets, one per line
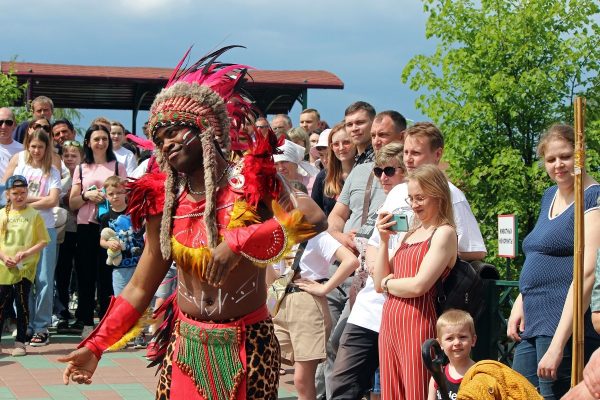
572,96,585,386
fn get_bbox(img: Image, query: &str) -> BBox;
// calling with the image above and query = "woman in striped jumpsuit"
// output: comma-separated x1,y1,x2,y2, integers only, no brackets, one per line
374,165,458,400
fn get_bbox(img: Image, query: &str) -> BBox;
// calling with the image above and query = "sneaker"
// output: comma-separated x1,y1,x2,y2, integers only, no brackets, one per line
56,319,70,334
11,342,26,357
30,332,50,347
81,325,94,339
133,333,147,349
59,309,74,321
67,320,84,335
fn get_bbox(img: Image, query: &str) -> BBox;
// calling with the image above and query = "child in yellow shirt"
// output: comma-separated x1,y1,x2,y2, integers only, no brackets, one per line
0,175,49,356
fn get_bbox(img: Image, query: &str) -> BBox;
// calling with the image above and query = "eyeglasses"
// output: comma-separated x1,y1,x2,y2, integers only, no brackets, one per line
0,120,15,127
405,195,429,206
373,166,400,178
255,125,269,129
63,140,82,148
33,123,51,133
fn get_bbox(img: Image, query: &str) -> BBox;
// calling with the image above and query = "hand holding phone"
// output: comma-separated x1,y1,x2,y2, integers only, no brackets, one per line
390,214,409,232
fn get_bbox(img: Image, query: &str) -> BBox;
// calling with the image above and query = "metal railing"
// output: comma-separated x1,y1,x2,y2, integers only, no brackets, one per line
473,279,520,366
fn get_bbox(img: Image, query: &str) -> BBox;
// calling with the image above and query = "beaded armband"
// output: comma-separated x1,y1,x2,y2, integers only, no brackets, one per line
222,201,315,266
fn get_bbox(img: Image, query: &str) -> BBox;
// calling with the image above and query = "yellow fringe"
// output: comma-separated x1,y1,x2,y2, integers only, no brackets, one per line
227,199,260,229
171,238,212,278
250,201,316,267
107,308,154,352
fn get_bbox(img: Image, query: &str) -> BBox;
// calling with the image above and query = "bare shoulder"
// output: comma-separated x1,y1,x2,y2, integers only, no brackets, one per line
432,224,457,241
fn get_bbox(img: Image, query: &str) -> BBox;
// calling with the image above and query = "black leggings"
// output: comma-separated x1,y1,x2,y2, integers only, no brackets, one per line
55,231,77,316
0,279,32,343
74,223,113,325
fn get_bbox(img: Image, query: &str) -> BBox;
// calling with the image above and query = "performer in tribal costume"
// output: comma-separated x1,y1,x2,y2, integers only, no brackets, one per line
59,46,327,400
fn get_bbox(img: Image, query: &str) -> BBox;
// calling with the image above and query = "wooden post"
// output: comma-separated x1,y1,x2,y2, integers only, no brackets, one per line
572,96,585,386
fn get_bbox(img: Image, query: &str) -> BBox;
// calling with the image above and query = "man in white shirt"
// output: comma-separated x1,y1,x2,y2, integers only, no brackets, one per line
329,121,487,399
110,121,137,176
0,108,24,179
321,111,406,399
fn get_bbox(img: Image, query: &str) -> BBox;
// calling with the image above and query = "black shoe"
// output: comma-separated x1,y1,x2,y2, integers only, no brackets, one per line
67,320,84,334
60,309,74,320
56,319,70,334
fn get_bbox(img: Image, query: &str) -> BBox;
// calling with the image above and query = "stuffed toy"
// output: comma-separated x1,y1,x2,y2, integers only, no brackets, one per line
101,227,126,266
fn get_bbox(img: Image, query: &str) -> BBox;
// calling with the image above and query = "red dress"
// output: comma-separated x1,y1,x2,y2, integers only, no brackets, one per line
379,238,437,400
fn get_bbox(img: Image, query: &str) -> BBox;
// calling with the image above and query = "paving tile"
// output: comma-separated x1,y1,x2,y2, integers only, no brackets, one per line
109,383,153,399
0,387,15,399
9,355,57,370
7,385,49,399
42,385,86,400
79,390,123,400
0,334,297,399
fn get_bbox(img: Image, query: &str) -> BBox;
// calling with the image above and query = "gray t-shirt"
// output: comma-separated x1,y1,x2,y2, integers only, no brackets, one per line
337,162,386,233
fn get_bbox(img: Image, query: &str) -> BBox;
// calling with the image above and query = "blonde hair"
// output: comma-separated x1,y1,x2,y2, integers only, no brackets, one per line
375,142,405,173
25,129,54,175
0,201,11,241
103,175,126,190
436,309,476,337
287,127,310,155
407,164,455,229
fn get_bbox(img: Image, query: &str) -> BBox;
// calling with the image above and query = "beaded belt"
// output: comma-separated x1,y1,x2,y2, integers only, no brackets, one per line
173,305,269,400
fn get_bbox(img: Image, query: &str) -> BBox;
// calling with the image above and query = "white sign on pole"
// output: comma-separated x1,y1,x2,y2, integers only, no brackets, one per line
498,214,518,258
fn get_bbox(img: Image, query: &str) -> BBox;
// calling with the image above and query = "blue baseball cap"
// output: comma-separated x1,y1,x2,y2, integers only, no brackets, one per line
6,175,28,189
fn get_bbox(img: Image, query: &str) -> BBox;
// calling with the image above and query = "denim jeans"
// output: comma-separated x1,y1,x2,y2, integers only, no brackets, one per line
112,267,135,296
513,335,600,399
28,227,57,334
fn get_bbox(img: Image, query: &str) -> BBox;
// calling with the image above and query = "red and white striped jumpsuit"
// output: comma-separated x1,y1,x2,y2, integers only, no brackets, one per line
379,237,437,400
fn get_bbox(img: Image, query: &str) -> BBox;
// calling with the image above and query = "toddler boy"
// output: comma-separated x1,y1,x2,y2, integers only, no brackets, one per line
427,309,477,400
98,176,145,347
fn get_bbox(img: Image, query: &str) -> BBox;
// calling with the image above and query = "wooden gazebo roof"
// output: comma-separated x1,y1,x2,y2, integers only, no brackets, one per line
1,61,344,115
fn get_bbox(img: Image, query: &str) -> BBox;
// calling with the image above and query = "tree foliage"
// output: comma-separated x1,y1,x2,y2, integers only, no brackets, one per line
403,0,600,274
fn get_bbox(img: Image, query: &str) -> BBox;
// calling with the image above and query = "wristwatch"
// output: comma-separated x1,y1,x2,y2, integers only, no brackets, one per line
382,277,392,293
81,192,88,202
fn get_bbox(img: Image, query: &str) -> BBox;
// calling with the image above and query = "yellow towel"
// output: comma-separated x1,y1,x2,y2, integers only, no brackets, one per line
458,360,542,400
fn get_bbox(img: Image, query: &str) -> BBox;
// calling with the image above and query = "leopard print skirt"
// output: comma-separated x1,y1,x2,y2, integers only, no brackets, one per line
155,319,280,400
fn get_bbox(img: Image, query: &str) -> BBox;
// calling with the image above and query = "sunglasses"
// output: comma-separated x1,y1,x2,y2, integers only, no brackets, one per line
63,140,82,148
0,119,15,127
33,123,51,133
373,166,400,178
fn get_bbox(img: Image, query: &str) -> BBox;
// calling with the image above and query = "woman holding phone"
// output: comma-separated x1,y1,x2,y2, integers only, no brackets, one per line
68,124,126,338
374,164,457,400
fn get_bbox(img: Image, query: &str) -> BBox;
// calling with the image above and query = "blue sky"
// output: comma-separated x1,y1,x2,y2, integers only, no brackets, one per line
1,0,436,135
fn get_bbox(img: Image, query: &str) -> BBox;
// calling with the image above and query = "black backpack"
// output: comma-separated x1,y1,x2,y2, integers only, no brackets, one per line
434,258,498,320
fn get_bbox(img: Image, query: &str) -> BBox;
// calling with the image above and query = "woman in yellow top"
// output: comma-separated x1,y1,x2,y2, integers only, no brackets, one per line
0,175,49,356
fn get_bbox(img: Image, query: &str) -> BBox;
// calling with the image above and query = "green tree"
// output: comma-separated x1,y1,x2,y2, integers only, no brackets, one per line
0,69,28,122
403,0,600,274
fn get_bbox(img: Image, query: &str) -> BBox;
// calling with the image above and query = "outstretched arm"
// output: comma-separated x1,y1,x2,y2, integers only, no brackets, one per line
59,215,171,384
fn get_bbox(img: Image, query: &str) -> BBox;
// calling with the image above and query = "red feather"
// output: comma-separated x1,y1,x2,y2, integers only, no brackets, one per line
241,130,281,206
126,172,166,231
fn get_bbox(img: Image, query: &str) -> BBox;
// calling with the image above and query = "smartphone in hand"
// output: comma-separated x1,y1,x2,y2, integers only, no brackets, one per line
390,214,409,232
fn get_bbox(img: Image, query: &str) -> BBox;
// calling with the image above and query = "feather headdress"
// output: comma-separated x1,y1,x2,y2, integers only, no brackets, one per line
149,46,254,258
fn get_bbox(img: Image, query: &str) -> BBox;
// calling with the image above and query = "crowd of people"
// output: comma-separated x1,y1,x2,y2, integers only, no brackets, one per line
0,56,599,400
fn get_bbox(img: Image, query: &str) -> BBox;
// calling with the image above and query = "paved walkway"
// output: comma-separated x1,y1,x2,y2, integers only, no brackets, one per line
0,331,298,399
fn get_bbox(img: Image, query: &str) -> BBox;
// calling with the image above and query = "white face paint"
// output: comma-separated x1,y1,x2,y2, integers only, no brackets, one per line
182,129,198,146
